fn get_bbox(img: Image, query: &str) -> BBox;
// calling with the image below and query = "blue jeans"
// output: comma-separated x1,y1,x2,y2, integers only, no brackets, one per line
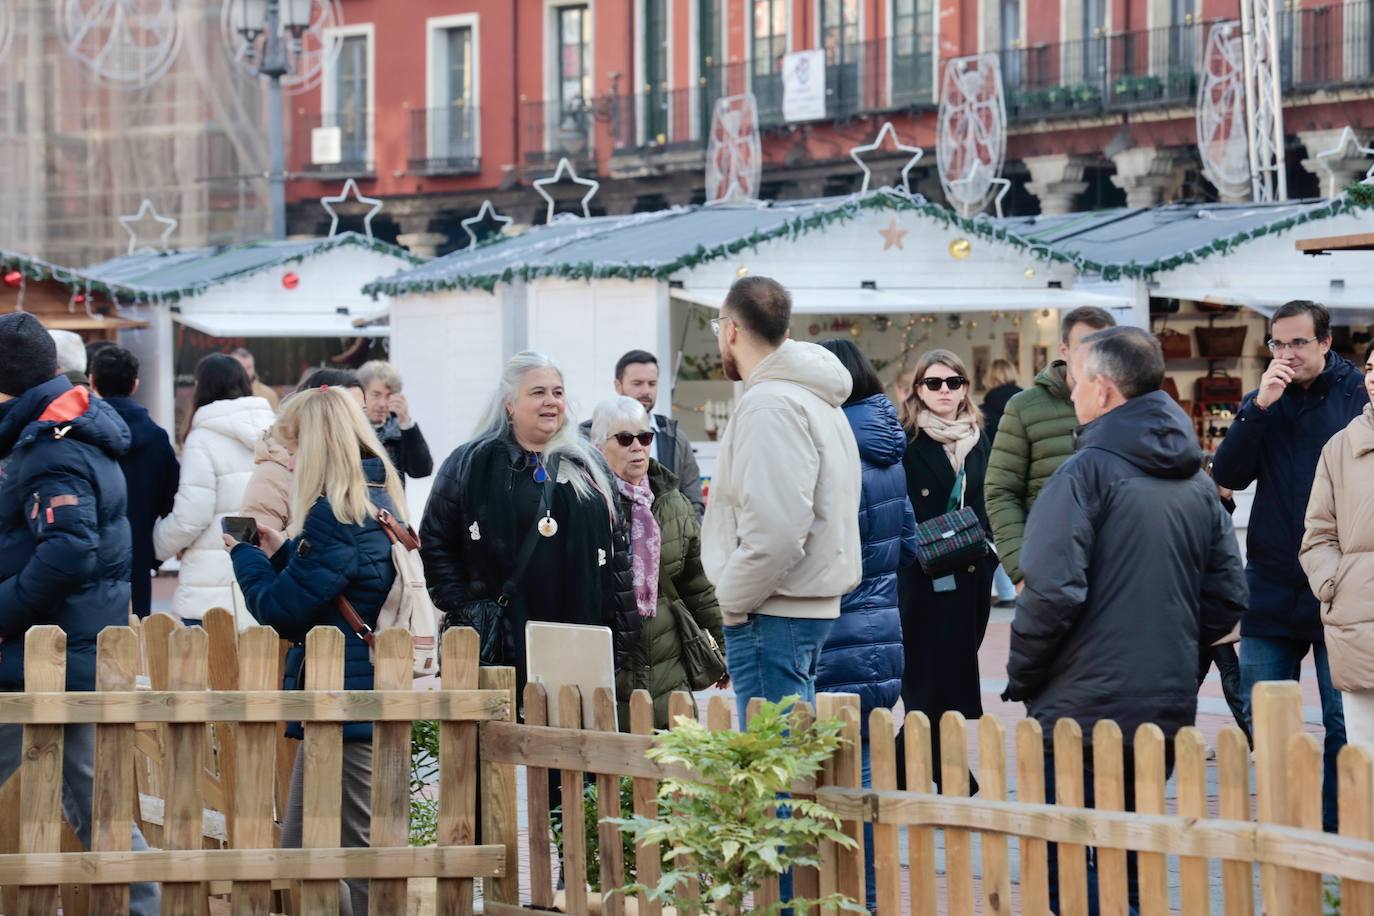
993,566,1016,603
1240,635,1344,832
0,723,160,914
862,743,875,912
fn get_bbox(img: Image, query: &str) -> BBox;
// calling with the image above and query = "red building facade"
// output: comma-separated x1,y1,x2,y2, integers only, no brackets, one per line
285,0,1374,254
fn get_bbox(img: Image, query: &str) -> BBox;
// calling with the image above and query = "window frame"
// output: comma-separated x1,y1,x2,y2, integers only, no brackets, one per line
321,22,376,170
425,13,482,163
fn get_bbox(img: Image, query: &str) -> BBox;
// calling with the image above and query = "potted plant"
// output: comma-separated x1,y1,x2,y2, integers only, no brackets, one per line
1072,83,1102,108
609,697,864,915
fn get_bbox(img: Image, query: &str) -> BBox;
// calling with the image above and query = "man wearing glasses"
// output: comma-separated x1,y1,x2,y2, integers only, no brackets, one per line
1212,299,1366,833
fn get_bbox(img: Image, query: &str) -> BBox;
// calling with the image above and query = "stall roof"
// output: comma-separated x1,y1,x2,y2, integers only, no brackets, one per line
175,312,389,338
672,286,1132,313
1,247,141,299
366,189,1373,296
83,232,424,303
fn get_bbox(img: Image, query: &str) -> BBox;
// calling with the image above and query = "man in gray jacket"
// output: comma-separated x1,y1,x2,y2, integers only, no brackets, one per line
701,276,863,726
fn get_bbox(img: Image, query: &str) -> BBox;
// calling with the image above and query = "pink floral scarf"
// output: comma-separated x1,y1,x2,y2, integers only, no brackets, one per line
616,476,661,618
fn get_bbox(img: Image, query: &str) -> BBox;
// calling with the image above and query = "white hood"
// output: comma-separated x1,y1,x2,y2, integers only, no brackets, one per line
190,396,277,450
746,340,853,407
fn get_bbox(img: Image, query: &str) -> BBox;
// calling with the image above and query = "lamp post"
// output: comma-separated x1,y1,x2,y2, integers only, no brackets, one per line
230,0,314,239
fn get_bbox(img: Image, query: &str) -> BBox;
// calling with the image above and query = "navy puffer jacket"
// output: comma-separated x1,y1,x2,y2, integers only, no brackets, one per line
231,456,399,741
0,378,132,692
816,395,917,730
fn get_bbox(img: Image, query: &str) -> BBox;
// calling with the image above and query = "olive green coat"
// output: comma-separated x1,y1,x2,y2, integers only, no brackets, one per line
984,361,1077,583
615,461,724,729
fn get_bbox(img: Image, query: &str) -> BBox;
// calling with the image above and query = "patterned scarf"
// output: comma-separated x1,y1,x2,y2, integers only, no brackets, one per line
615,476,661,618
917,408,981,472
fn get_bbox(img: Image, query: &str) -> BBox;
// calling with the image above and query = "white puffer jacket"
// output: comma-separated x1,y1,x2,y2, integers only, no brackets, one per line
154,396,276,626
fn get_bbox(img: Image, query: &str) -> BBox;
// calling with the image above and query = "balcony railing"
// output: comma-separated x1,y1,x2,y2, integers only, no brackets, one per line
408,105,480,175
1286,0,1374,90
293,110,374,175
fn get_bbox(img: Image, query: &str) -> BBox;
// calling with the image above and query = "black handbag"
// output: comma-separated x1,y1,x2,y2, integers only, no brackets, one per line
913,467,989,577
662,573,727,691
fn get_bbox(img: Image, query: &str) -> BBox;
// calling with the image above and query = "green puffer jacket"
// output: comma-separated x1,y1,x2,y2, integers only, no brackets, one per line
984,361,1077,583
615,461,724,730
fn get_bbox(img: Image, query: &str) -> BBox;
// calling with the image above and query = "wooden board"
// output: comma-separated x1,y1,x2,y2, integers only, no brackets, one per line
437,628,481,916
164,626,209,914
91,628,138,915
17,627,66,916
369,629,414,915
302,627,344,914
231,627,282,916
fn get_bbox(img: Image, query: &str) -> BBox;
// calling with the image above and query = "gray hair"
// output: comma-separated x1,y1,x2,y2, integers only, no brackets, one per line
1079,327,1165,400
358,360,403,394
49,330,86,375
590,396,650,445
470,351,614,505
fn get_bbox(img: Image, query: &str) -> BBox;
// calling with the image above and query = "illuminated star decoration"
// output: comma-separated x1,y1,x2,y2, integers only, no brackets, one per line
460,200,514,247
533,157,600,223
849,121,925,196
118,199,178,256
878,219,909,251
1315,125,1374,198
320,178,383,239
951,164,1012,218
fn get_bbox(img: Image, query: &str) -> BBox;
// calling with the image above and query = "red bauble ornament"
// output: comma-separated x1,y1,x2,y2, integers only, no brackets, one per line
73,294,86,305
282,272,300,290
2,270,21,289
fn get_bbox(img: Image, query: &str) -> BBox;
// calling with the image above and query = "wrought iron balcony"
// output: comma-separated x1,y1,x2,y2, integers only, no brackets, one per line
293,110,374,175
1284,0,1374,90
407,105,480,175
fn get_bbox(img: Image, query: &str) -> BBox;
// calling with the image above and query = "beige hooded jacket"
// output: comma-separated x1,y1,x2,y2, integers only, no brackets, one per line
240,430,293,535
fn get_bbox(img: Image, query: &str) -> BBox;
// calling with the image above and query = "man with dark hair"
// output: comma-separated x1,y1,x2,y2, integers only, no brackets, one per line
985,305,1117,589
1213,298,1365,832
89,346,180,618
1007,327,1247,913
0,314,159,913
701,275,863,726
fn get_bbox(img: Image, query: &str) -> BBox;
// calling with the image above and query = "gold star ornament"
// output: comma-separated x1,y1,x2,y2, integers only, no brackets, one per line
879,219,908,251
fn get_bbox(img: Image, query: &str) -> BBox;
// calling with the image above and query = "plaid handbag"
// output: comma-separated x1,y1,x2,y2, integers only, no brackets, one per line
913,468,989,577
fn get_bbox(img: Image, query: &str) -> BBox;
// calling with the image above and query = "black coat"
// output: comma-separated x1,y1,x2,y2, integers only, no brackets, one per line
0,378,132,691
898,429,994,722
1211,353,1366,642
981,383,1022,443
104,396,179,617
376,415,434,486
419,434,640,690
1006,392,1248,744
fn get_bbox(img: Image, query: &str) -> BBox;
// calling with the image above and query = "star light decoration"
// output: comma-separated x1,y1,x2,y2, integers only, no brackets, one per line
460,200,514,247
849,121,925,196
533,157,600,222
1315,126,1374,198
118,199,178,255
951,164,1012,218
321,178,383,239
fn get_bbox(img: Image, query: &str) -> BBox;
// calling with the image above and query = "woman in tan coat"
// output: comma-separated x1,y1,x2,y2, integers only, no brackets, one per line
1301,342,1374,752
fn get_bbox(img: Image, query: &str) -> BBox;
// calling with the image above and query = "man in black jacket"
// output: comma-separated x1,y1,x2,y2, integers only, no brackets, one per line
359,360,433,487
1005,327,1247,914
89,346,179,617
1211,300,1364,833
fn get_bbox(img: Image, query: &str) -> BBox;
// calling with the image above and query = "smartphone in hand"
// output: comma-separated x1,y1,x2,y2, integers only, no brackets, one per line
220,515,260,547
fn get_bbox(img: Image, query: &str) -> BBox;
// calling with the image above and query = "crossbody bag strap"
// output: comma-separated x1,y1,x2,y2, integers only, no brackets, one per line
945,465,968,514
498,452,562,605
337,504,414,648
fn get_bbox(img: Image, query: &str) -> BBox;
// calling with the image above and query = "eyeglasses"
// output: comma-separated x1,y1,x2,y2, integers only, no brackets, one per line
609,431,655,448
1267,337,1318,354
709,316,734,337
921,376,968,392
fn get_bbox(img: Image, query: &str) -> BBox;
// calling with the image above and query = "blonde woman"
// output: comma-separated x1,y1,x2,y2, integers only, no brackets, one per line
226,387,407,916
897,349,994,790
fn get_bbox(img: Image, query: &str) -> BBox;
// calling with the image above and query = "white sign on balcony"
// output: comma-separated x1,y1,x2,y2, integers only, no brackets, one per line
311,126,343,166
783,49,827,123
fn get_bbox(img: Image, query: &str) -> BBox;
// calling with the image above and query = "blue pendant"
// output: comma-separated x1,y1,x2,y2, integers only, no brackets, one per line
533,464,549,483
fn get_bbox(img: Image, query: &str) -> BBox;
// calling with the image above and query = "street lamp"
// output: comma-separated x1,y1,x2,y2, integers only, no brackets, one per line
229,0,315,239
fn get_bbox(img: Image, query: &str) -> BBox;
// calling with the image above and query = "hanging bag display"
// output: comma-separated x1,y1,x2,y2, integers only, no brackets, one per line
912,466,989,577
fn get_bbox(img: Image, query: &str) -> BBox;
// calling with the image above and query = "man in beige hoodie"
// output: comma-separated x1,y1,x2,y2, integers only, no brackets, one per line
701,276,863,726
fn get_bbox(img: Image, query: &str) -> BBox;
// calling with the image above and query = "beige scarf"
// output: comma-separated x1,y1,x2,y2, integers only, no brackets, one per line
917,409,981,472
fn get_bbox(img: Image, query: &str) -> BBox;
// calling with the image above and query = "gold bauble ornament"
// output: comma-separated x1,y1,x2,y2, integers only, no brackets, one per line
948,238,972,260
849,323,862,338
1024,267,1037,280
736,265,749,278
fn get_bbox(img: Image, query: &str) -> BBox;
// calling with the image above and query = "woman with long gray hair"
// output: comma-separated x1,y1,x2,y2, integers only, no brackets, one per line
419,351,639,690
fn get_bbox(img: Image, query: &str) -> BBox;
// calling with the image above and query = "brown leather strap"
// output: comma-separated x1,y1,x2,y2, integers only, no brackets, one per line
336,594,376,648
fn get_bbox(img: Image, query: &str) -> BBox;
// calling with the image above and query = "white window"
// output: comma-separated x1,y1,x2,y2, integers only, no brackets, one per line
322,24,375,170
426,15,481,168
542,1,595,157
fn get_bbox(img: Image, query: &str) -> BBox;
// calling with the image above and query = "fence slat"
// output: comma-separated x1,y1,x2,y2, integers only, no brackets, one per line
1175,727,1210,916
1217,725,1254,916
1091,720,1127,916
558,686,588,915
870,709,901,916
593,688,625,916
629,691,661,916
906,711,937,916
140,614,179,809
1053,718,1089,916
788,699,818,906
368,629,415,915
17,627,66,916
231,627,282,916
979,715,1012,916
1134,724,1168,916
523,682,554,912
940,711,975,916
480,666,519,907
704,696,735,915
91,627,137,915
667,691,701,907
746,696,781,911
1286,733,1325,915
163,625,209,915
437,628,480,916
815,695,842,908
833,696,865,908
1341,743,1374,916
302,627,345,914
1254,681,1303,915
203,607,240,846
1016,718,1050,916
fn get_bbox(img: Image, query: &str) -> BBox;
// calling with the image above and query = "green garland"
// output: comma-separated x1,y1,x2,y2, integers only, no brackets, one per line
367,189,1374,296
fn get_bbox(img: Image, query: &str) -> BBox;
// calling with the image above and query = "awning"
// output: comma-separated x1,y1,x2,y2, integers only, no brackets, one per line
1159,286,1374,321
174,312,389,338
672,286,1133,314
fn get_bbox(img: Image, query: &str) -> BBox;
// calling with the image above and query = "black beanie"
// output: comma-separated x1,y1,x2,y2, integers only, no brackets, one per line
0,313,59,397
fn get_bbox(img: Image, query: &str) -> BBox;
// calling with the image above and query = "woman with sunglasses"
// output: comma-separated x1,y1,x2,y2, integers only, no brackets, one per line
897,349,995,791
591,396,725,729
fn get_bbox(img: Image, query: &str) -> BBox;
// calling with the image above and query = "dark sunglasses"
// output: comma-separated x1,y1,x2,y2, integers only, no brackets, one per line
921,376,967,392
610,431,655,448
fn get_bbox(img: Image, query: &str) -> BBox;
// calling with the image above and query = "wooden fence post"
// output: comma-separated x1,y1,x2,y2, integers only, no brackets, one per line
437,627,480,916
905,711,937,916
1052,718,1089,916
1015,719,1049,916
232,627,282,916
18,626,67,916
1216,725,1254,916
558,685,589,915
1174,728,1210,916
1090,720,1127,916
832,695,864,909
1134,724,1168,916
979,715,1011,916
479,666,518,907
593,687,626,916
91,627,138,915
370,628,415,915
1340,742,1374,916
302,627,345,914
667,691,702,907
869,709,901,916
203,607,240,845
705,697,735,916
1253,680,1303,915
628,690,661,916
1286,733,1325,914
940,711,975,916
164,625,209,914
814,695,842,912
524,682,555,911
788,698,818,907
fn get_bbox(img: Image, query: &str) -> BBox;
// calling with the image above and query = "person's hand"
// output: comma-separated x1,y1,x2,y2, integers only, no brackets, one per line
258,525,286,557
1015,580,1026,596
221,533,239,552
714,673,731,690
389,393,411,427
1255,359,1296,410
